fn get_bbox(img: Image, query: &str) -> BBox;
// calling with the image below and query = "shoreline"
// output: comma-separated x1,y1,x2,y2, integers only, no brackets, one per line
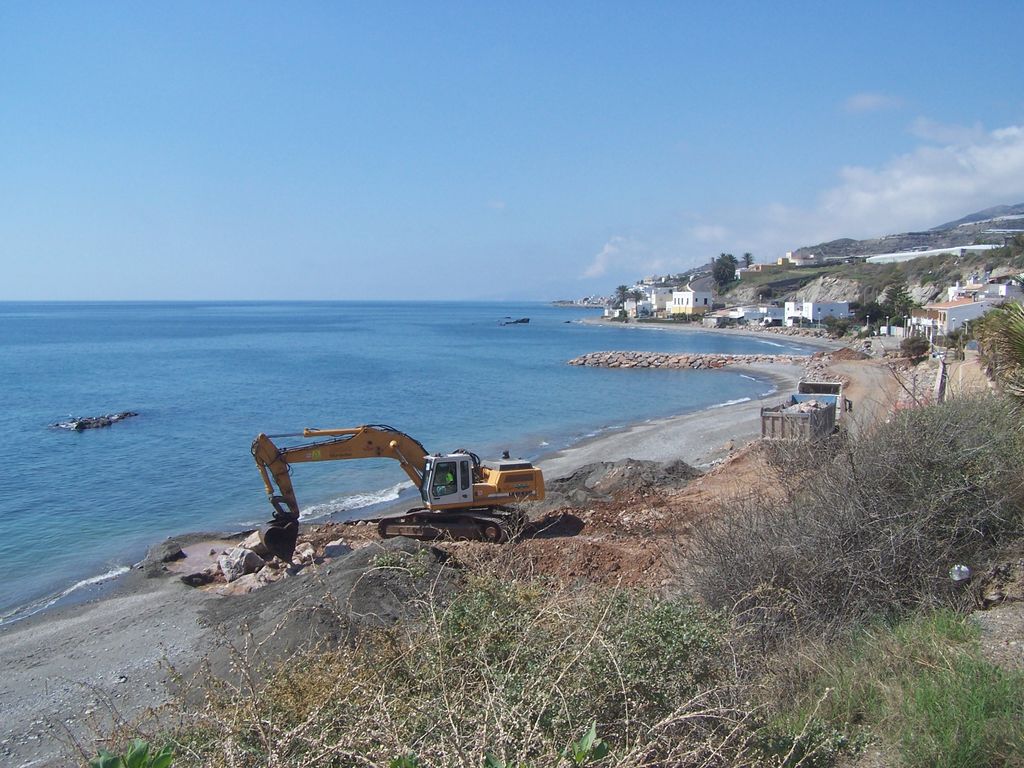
0,355,807,631
578,315,847,351
0,357,814,766
0,358,805,630
537,360,803,476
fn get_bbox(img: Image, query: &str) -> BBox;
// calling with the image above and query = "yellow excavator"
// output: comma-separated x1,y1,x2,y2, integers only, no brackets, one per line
251,424,545,561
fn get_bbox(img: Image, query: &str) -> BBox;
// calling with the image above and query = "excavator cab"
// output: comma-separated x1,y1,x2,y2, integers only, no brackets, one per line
421,454,475,508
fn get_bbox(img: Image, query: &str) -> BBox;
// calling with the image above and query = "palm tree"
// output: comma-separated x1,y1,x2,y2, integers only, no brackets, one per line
743,252,753,268
613,285,630,308
974,302,1024,398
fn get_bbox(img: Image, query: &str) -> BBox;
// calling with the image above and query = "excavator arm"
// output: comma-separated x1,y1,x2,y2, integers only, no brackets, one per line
251,425,431,560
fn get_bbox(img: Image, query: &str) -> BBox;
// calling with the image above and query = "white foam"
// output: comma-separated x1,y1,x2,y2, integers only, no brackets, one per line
708,396,752,409
538,440,549,446
298,481,412,521
0,564,131,626
739,374,757,381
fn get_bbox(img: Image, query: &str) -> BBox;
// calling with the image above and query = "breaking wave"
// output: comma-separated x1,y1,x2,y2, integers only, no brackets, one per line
708,396,752,409
298,481,412,521
0,564,131,627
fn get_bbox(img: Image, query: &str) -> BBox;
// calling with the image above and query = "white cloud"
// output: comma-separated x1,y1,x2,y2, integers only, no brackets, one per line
816,124,1024,236
691,224,730,243
842,91,903,114
908,117,985,145
578,123,1024,287
583,236,643,278
706,122,1024,259
487,199,507,211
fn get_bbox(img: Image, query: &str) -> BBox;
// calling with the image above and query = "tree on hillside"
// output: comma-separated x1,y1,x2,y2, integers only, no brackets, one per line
880,284,916,322
855,300,884,324
900,335,930,362
712,253,738,288
742,252,753,268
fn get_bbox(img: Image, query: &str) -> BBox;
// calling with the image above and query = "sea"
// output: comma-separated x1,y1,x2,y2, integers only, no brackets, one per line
0,301,815,623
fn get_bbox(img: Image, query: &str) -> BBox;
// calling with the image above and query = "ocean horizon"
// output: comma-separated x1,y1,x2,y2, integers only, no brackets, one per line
0,300,816,623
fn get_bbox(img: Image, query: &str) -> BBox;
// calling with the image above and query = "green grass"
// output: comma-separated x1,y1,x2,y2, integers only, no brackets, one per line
898,655,1024,767
770,610,1024,768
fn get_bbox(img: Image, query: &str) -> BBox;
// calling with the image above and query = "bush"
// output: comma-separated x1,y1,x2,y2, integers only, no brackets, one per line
900,335,930,361
159,577,754,767
690,395,1024,643
822,317,850,338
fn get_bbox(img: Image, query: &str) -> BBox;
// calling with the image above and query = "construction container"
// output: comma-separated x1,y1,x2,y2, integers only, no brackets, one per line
761,395,837,441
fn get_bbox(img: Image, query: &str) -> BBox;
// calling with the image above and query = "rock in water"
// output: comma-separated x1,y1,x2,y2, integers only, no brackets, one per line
51,411,139,431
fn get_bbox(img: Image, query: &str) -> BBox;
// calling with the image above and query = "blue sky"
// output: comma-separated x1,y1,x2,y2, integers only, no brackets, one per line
2,2,1023,300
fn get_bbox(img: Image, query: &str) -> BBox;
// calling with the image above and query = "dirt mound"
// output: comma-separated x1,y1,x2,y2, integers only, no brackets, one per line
197,537,458,679
829,346,870,361
511,537,669,587
532,458,700,515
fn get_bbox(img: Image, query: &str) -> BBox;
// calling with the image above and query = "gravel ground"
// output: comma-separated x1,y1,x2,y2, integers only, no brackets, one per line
0,574,216,767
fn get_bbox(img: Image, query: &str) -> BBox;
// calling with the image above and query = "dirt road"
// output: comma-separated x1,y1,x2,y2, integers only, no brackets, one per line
828,358,903,437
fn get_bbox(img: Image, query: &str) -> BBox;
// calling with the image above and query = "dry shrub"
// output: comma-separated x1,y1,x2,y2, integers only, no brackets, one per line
690,393,1024,645
154,568,785,768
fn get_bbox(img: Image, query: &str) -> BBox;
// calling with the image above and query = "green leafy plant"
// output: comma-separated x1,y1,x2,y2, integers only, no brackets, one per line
89,740,174,768
389,754,421,768
482,752,527,768
563,722,609,765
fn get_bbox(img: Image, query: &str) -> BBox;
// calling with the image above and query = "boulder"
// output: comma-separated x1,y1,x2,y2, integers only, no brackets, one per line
241,530,271,558
293,542,316,564
180,568,217,588
219,547,266,583
147,540,186,564
324,540,353,559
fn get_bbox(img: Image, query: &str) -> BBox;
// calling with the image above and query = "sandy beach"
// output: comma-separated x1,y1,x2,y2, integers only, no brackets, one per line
577,315,848,351
0,343,822,767
539,361,804,476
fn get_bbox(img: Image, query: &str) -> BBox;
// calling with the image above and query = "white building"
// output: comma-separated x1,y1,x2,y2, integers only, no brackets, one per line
623,298,653,318
947,279,1024,303
783,301,850,327
727,305,784,325
644,286,675,313
910,297,998,337
785,251,822,267
864,244,1000,265
669,285,713,316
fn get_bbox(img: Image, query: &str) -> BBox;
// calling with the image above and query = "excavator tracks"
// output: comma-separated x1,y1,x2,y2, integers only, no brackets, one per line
375,508,523,543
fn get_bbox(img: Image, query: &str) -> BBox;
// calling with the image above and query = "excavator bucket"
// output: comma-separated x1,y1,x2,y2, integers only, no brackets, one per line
260,519,299,563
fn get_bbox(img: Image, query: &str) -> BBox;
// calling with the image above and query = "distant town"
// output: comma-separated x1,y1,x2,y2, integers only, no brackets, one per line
558,206,1024,347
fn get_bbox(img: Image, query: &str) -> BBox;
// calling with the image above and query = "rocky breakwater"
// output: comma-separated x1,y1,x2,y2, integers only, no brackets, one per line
567,351,808,370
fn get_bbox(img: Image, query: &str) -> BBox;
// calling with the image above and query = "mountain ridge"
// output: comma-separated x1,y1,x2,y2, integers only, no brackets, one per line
792,203,1024,260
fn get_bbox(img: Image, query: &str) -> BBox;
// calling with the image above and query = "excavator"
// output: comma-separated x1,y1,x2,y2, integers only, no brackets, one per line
251,425,545,561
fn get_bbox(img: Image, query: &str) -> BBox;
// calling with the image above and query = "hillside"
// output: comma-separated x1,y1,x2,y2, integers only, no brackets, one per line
791,202,1024,261
724,219,1024,306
